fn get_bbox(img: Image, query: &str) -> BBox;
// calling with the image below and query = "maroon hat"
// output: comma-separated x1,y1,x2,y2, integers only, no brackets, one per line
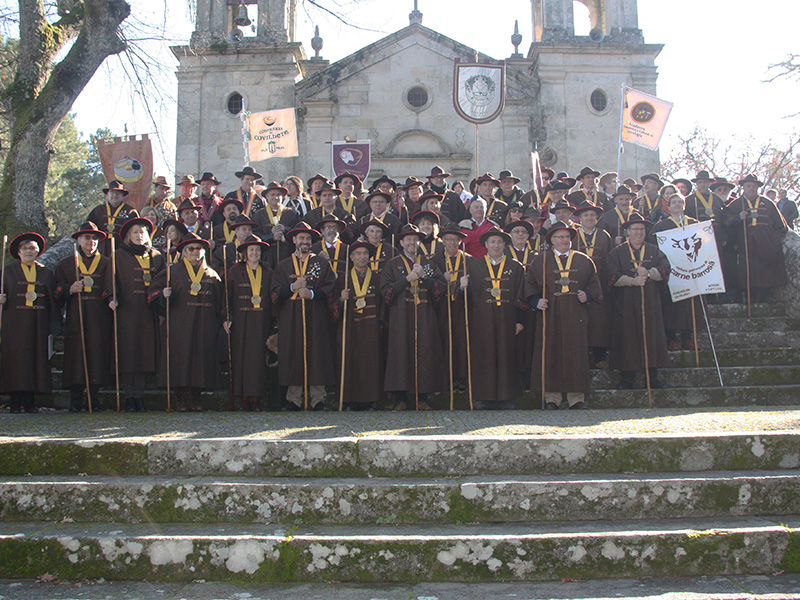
555,173,577,188
316,215,348,233
419,191,444,204
176,232,211,253
738,173,764,187
439,222,467,239
263,181,289,196
306,173,330,189
710,177,735,191
544,221,578,243
613,185,636,198
120,217,154,241
219,197,245,213
315,181,342,197
475,173,501,187
621,213,653,230
9,232,45,259
427,165,452,179
235,166,263,180
540,167,556,179
640,173,664,188
162,219,189,239
479,226,511,246
672,178,693,192
402,176,426,191
286,222,322,243
71,221,107,241
572,202,604,218
198,172,221,185
370,175,397,191
359,219,390,237
691,170,714,183
237,235,270,255
576,166,601,179
523,207,548,222
178,198,201,213
411,210,440,227
503,220,534,237
396,223,425,240
103,179,129,196
548,180,572,192
622,178,643,192
334,172,363,193
551,199,575,214
366,191,392,204
230,215,256,230
347,241,376,257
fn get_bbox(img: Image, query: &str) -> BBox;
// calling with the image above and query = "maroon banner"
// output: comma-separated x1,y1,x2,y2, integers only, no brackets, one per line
332,141,371,183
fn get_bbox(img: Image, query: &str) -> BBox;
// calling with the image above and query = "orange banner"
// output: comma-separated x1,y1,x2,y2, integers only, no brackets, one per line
97,135,154,212
247,108,299,161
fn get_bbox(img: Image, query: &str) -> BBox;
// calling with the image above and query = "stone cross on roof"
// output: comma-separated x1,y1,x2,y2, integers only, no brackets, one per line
409,0,423,25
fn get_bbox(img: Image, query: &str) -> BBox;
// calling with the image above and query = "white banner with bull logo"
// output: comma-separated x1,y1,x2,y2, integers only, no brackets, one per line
655,221,726,301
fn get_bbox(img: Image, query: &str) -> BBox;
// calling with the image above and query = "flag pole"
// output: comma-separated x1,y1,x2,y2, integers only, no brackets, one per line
540,247,547,410
338,252,349,412
222,244,234,411
448,264,454,411
700,295,724,387
616,84,626,188
165,239,172,413
110,237,121,413
463,253,473,410
743,209,752,317
641,286,653,409
691,297,700,367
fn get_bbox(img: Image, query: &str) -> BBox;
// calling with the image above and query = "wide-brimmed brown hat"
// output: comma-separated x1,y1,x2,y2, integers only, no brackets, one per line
419,191,444,204
498,169,521,184
317,215,348,233
640,173,664,188
551,199,575,213
555,173,577,188
548,180,572,192
411,210,440,227
540,167,556,180
622,178,642,192
306,173,330,189
396,224,425,240
178,198,201,213
692,170,714,183
235,166,262,180
621,213,653,230
672,178,693,191
366,191,392,204
286,222,321,243
503,220,534,237
475,173,501,187
103,179,129,195
613,185,636,198
334,172,363,193
162,219,189,239
219,197,245,213
370,175,397,191
738,173,764,187
120,217,154,240
315,181,342,197
439,222,467,239
237,235,270,255
359,219,390,237
573,202,604,218
71,221,107,241
9,232,45,259
576,166,601,179
710,177,735,191
544,221,578,243
480,226,511,246
179,174,199,187
230,215,256,230
263,180,289,196
402,176,426,191
523,207,548,222
198,172,221,185
347,241,376,257
176,232,210,253
426,165,452,179
153,175,172,189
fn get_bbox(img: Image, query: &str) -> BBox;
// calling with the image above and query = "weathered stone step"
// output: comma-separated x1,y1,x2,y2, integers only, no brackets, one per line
668,347,800,368
4,432,797,477
705,303,787,318
584,384,800,409
0,517,796,582
706,316,800,333
590,366,800,389
691,330,800,349
2,471,799,525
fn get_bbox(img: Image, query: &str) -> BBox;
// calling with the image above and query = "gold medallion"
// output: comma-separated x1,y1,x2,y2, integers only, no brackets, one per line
142,272,152,283
251,295,262,306
82,276,94,288
490,287,501,298
355,297,367,310
559,276,571,287
190,282,202,293
106,224,114,233
25,290,37,303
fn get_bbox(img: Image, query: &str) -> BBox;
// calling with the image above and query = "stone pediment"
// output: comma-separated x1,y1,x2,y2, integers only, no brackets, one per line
296,23,538,102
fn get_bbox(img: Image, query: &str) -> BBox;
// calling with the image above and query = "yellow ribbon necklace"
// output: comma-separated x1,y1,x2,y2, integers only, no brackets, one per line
246,264,263,308
578,229,596,258
291,253,310,300
105,202,125,234
400,254,421,305
445,251,462,301
484,255,506,306
744,196,760,226
350,267,372,313
553,250,575,293
20,262,37,307
184,257,205,296
694,191,715,218
135,253,152,287
78,253,102,292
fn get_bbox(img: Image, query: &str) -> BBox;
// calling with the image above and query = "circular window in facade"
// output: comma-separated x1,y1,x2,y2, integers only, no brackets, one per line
403,84,432,112
589,89,609,115
227,92,244,115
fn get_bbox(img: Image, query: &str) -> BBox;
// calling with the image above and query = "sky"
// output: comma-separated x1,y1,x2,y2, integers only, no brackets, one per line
64,0,800,179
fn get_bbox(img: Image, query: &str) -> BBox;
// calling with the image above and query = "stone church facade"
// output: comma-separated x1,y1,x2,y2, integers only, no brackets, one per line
173,0,662,190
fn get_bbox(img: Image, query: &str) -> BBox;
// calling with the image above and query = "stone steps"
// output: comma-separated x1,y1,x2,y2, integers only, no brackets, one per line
2,471,800,525
0,517,796,583
705,303,787,318
3,432,797,477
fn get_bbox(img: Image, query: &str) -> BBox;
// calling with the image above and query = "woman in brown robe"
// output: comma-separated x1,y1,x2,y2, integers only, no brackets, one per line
0,233,55,413
160,233,223,411
55,222,113,411
332,242,384,410
109,217,166,412
224,236,273,411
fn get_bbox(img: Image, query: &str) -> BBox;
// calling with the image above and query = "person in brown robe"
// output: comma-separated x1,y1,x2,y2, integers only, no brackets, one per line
606,214,671,390
159,233,223,411
87,179,138,256
572,203,614,368
54,223,113,411
413,210,445,262
503,219,537,388
432,222,473,392
304,182,356,233
224,236,273,411
332,242,384,410
223,165,264,217
311,216,349,277
463,227,527,409
526,222,602,409
0,233,55,413
566,166,614,212
598,185,639,246
212,198,244,253
650,193,699,350
211,214,258,274
355,191,403,241
109,217,166,412
270,223,337,411
381,224,448,410
252,181,301,251
335,172,370,221
721,173,789,303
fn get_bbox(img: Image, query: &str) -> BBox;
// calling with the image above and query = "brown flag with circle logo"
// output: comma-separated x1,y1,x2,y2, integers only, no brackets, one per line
97,135,154,212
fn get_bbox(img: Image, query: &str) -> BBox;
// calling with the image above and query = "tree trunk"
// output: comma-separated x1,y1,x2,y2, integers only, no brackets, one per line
0,0,131,240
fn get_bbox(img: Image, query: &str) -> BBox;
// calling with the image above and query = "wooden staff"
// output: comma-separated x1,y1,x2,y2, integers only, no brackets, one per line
463,252,473,410
222,244,234,411
338,252,350,411
165,239,172,413
301,294,309,412
691,297,700,367
540,247,547,410
73,243,92,413
641,285,653,409
447,258,454,411
743,207,752,317
413,262,419,411
0,235,7,342
110,236,121,412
